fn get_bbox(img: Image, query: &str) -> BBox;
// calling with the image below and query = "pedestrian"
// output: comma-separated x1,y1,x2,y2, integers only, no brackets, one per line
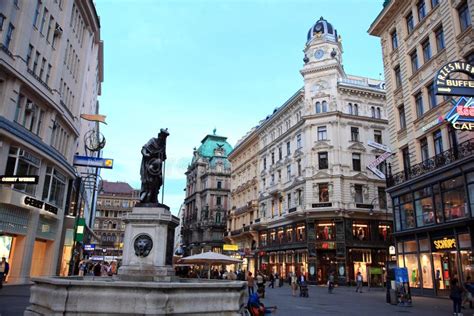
256,272,265,298
355,271,363,293
291,272,298,297
93,262,101,276
78,260,86,276
0,257,10,288
328,272,335,294
268,272,275,288
450,278,464,316
463,276,474,309
247,272,255,296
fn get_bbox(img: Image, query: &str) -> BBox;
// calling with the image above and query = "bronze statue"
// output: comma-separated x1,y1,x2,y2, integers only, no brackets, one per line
139,128,169,204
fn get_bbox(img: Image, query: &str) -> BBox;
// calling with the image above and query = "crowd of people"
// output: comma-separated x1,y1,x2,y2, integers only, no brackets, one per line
77,260,118,277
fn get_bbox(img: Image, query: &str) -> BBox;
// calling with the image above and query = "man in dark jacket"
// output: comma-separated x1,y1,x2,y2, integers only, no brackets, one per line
0,257,10,288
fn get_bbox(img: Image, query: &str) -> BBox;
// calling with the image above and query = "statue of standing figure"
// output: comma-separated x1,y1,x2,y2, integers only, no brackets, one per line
139,128,169,204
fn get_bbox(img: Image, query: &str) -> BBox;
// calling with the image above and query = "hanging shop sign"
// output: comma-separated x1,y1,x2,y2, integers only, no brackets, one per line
84,244,95,251
75,218,86,242
73,155,114,169
434,61,474,97
367,141,392,153
389,245,396,255
223,244,238,251
432,236,456,251
0,175,39,184
444,96,474,130
366,142,392,179
23,196,58,215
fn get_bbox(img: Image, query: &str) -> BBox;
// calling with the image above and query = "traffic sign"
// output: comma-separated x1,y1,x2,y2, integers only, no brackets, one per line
73,155,114,169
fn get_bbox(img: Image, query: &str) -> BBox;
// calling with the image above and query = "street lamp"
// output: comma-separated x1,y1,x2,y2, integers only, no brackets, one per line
102,248,107,262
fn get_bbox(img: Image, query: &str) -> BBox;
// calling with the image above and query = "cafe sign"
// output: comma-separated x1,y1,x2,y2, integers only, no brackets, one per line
445,96,474,130
435,61,474,97
432,236,456,251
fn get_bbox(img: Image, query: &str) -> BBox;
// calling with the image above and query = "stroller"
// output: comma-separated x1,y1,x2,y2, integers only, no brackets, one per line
299,281,309,297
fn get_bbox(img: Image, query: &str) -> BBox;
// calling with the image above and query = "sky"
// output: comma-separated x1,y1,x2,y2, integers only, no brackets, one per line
94,0,385,215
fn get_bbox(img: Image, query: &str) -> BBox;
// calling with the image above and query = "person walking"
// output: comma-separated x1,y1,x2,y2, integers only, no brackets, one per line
247,272,255,296
0,257,10,289
450,278,464,316
328,272,335,294
256,272,265,298
291,272,298,297
268,272,275,288
355,272,364,293
463,276,474,309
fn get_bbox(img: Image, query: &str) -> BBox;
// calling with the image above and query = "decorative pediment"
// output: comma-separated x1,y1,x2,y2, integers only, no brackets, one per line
312,141,333,151
352,173,369,181
348,142,366,152
312,170,331,179
293,149,304,158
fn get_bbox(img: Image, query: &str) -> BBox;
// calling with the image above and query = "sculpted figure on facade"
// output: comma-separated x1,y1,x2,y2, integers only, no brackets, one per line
139,128,169,204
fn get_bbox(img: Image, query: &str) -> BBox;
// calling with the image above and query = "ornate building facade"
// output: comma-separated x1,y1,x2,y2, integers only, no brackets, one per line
370,0,474,297
231,17,391,285
225,127,259,274
182,132,233,255
0,0,103,283
91,181,139,261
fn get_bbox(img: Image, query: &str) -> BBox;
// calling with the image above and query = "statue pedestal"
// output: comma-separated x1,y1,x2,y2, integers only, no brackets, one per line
118,205,179,282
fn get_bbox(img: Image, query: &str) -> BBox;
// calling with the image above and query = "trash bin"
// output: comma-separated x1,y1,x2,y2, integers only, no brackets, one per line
390,289,397,305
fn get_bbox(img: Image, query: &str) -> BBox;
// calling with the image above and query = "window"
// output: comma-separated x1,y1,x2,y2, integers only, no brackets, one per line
46,16,54,42
39,8,47,34
319,183,329,202
353,222,369,241
4,23,14,49
39,57,46,80
371,106,376,118
374,130,382,144
399,105,407,130
33,0,41,27
45,64,51,84
377,107,382,119
263,157,266,170
278,170,281,182
4,147,40,195
433,129,443,155
431,0,439,7
271,151,275,164
394,66,402,88
296,134,302,148
414,187,435,227
458,1,472,33
442,176,468,221
286,141,290,156
315,102,321,113
26,44,33,68
217,180,222,189
427,82,437,108
435,27,445,52
316,222,335,240
297,160,302,176
286,165,291,180
378,187,387,209
415,92,424,117
410,50,419,73
420,137,429,162
391,29,398,50
351,127,359,142
402,147,411,172
398,193,415,230
216,196,222,206
318,126,327,141
466,51,474,65
354,103,359,116
406,12,415,34
42,166,66,207
417,0,426,21
32,52,40,74
318,152,328,170
348,103,353,115
354,185,363,203
278,146,282,160
422,38,431,62
322,101,328,112
352,153,361,171
0,14,4,31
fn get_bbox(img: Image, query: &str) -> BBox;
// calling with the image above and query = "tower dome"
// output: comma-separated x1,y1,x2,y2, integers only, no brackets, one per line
306,16,338,44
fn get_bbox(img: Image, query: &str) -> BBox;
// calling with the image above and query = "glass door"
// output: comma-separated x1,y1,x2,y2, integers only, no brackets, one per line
433,252,458,296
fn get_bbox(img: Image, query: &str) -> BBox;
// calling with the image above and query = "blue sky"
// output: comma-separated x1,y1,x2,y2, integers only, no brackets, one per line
95,0,385,214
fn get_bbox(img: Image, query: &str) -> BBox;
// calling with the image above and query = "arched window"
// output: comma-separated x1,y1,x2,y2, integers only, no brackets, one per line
348,103,353,115
377,107,382,119
216,211,221,223
315,102,321,113
102,221,107,229
371,107,376,118
112,222,117,229
354,103,358,116
111,234,116,242
322,101,328,112
108,221,112,229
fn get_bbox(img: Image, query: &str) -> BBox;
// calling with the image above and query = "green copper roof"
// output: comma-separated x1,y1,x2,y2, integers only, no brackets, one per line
192,133,233,164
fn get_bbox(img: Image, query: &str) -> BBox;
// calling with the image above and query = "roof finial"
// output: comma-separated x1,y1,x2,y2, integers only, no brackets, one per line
320,16,324,20
213,128,217,135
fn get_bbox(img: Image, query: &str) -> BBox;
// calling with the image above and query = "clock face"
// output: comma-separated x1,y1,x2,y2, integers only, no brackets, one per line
314,49,324,60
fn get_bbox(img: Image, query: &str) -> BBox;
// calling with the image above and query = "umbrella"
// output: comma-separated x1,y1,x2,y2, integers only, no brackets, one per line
178,251,243,279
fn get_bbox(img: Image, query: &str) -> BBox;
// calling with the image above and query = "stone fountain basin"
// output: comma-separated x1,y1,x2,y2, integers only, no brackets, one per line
25,276,246,315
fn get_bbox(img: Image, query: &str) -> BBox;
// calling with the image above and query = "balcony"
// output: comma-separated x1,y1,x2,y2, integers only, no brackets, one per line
387,139,474,188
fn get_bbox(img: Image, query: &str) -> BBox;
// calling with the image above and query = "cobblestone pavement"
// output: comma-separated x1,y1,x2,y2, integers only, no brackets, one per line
259,284,460,316
0,284,31,316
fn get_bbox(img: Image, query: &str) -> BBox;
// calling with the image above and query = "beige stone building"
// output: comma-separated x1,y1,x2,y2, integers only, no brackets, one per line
0,0,103,283
225,127,259,273
231,17,391,285
369,0,474,296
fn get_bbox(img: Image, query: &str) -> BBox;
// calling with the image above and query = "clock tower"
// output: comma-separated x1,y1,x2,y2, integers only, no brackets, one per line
300,17,345,114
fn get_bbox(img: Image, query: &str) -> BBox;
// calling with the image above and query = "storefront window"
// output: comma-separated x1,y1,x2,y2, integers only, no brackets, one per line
419,253,433,289
433,252,458,290
353,222,370,241
404,240,417,252
378,223,391,241
316,222,335,240
405,254,420,288
459,234,471,249
0,235,13,261
42,166,67,207
442,176,468,221
397,242,403,253
393,204,401,231
5,146,41,195
296,225,305,241
270,230,276,244
419,239,430,252
398,255,404,268
259,233,267,247
277,229,284,243
286,227,293,242
433,185,443,224
398,193,415,230
414,187,434,227
461,251,474,282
